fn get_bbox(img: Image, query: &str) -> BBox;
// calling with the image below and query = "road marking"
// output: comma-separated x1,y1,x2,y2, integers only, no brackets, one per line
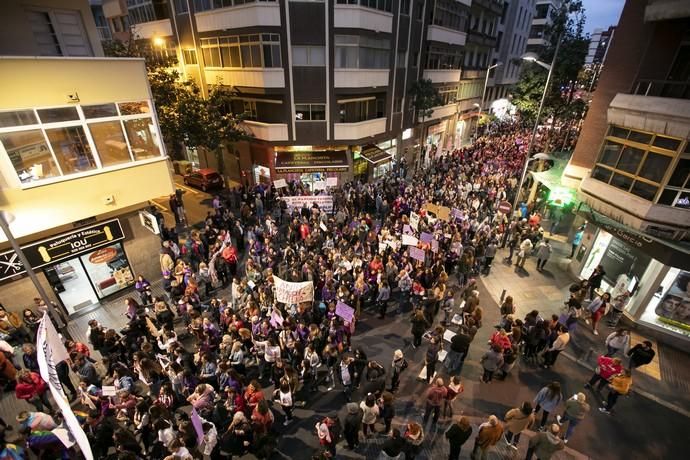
149,200,173,216
174,182,200,195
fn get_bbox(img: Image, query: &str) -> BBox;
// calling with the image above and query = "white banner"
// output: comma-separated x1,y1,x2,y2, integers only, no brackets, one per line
273,179,288,188
282,195,333,213
273,276,314,304
313,181,327,191
37,313,94,460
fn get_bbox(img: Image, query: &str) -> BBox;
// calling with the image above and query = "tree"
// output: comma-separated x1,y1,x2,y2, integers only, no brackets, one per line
409,79,443,126
512,0,589,127
103,37,249,163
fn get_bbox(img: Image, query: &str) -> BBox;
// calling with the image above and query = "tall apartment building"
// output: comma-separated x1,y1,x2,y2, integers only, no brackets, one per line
563,0,690,346
0,0,175,319
485,0,534,111
526,0,559,53
584,25,615,65
101,0,502,183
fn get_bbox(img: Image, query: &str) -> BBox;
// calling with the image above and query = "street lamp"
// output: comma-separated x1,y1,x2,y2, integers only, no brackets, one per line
512,37,562,212
475,61,503,139
152,36,165,48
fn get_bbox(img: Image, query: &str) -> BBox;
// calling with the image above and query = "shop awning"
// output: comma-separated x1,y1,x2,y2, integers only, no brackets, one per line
275,150,349,173
578,204,690,271
360,144,393,165
530,156,579,207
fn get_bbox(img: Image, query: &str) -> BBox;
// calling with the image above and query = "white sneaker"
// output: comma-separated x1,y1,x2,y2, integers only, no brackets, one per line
327,386,334,391
593,330,599,335
556,415,563,425
283,419,292,426
563,438,569,444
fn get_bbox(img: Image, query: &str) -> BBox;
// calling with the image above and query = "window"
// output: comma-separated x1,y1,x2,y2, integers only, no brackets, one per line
592,124,684,204
438,86,458,105
201,34,281,68
335,35,389,69
28,11,61,56
183,49,198,65
127,0,169,24
431,0,468,32
336,0,392,12
396,51,407,68
401,0,410,15
0,102,162,185
295,104,326,121
194,0,277,12
174,0,189,13
425,46,463,69
337,96,385,122
393,97,403,112
292,46,325,66
243,100,257,120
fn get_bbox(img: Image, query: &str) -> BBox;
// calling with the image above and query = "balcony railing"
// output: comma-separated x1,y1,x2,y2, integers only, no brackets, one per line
633,79,690,100
97,26,112,42
471,0,504,15
467,32,497,48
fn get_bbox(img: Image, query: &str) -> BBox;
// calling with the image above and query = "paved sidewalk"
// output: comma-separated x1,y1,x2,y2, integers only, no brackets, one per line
480,235,690,417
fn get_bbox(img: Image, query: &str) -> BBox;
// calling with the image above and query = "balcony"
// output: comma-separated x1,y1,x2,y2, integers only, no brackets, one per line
426,25,467,46
334,5,393,33
419,104,457,123
334,69,389,88
633,79,690,100
242,120,289,142
132,19,172,39
472,0,504,15
423,69,461,84
97,26,112,42
467,32,497,48
334,117,386,140
103,0,126,17
195,2,281,32
204,68,285,88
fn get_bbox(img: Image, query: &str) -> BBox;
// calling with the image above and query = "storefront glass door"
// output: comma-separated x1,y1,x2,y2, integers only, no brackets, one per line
50,260,98,314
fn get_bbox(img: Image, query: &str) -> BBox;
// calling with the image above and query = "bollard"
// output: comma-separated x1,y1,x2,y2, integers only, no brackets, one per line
500,289,506,303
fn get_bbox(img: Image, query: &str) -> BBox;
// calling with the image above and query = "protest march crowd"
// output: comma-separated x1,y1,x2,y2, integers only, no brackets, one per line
0,122,656,460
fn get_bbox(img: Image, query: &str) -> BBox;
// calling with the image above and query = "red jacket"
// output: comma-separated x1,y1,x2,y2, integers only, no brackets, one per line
15,372,48,400
597,355,623,380
426,385,448,407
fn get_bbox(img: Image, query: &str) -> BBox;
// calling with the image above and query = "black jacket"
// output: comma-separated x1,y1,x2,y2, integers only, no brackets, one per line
343,411,362,436
382,435,407,457
445,423,472,449
627,344,655,366
450,332,472,353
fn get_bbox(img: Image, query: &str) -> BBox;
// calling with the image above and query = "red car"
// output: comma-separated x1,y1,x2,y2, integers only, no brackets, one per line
183,168,224,192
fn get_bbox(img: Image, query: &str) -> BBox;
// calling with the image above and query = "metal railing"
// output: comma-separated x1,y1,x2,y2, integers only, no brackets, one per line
97,26,112,42
633,79,690,100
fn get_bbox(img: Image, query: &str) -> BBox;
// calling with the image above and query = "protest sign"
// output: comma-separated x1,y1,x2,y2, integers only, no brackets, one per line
273,179,288,188
437,206,451,221
319,222,328,231
402,234,419,246
409,211,420,231
313,181,327,191
269,309,284,328
451,208,463,219
431,239,439,253
37,314,94,459
273,276,314,304
403,224,414,235
335,301,355,323
420,232,433,244
282,195,333,213
326,177,338,187
424,202,439,216
409,246,425,262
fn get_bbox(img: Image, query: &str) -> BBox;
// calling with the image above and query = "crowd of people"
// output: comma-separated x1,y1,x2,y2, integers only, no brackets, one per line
0,124,657,460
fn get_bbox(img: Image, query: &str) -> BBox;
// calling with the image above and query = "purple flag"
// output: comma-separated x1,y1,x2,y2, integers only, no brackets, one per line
191,408,205,446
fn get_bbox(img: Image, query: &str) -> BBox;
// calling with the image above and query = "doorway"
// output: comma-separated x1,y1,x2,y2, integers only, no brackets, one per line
47,260,98,314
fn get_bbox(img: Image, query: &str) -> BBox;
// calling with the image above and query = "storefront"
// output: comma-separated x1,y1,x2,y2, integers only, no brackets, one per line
274,147,349,191
355,142,395,180
569,207,690,342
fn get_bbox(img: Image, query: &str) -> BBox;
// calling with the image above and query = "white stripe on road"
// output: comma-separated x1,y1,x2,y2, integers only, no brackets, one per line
174,182,200,195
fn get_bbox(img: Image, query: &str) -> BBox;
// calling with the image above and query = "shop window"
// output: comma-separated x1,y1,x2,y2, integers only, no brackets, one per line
37,107,79,123
611,172,633,191
123,118,160,159
82,104,118,119
0,130,60,183
0,110,37,128
630,180,658,201
80,243,134,298
668,158,690,187
616,146,644,174
88,121,132,166
295,104,326,121
45,126,97,174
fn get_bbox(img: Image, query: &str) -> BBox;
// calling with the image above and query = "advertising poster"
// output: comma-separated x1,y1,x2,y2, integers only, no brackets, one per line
656,271,690,328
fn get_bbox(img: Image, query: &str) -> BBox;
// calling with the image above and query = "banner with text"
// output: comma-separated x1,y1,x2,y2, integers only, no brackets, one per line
282,195,334,213
273,276,314,304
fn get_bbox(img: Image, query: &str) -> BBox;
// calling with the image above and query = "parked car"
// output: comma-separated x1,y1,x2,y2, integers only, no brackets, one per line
183,168,224,191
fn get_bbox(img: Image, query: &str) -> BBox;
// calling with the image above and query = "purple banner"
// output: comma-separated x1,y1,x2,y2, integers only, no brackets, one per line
451,208,462,219
191,408,205,446
420,232,433,244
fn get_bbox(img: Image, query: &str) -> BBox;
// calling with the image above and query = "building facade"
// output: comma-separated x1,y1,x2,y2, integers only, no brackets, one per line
526,0,559,53
584,25,615,65
100,0,506,184
0,0,175,319
563,0,690,346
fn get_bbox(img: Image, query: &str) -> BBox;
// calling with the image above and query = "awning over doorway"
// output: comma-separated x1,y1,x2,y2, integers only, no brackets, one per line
529,156,579,207
578,205,690,271
360,144,393,165
275,150,349,173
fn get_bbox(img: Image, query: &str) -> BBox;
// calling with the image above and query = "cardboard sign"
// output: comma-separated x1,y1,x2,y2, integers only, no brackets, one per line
424,202,439,216
319,222,328,231
313,180,327,191
409,211,420,231
274,179,288,188
409,246,425,262
335,301,355,323
326,177,338,187
402,234,419,246
437,206,451,221
420,232,434,244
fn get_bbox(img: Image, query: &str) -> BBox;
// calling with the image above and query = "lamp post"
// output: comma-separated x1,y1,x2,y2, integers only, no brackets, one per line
475,61,503,139
0,212,67,333
512,37,562,212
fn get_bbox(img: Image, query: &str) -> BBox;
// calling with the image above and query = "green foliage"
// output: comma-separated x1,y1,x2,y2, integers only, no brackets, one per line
103,38,249,161
512,0,589,125
409,79,443,122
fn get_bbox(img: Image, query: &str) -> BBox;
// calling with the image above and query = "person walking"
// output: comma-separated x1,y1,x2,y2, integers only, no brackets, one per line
542,326,569,368
533,382,563,429
607,291,631,328
556,392,589,443
586,292,611,335
424,337,440,384
525,424,565,460
390,349,407,392
587,265,606,301
482,240,498,275
599,370,632,415
343,402,362,450
422,378,448,426
535,239,552,271
360,393,380,437
515,237,533,269
443,376,464,418
471,415,503,460
585,355,623,392
504,402,535,449
604,329,630,357
445,415,472,460
379,391,395,434
480,344,504,383
569,228,584,258
410,310,430,349
626,340,655,370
